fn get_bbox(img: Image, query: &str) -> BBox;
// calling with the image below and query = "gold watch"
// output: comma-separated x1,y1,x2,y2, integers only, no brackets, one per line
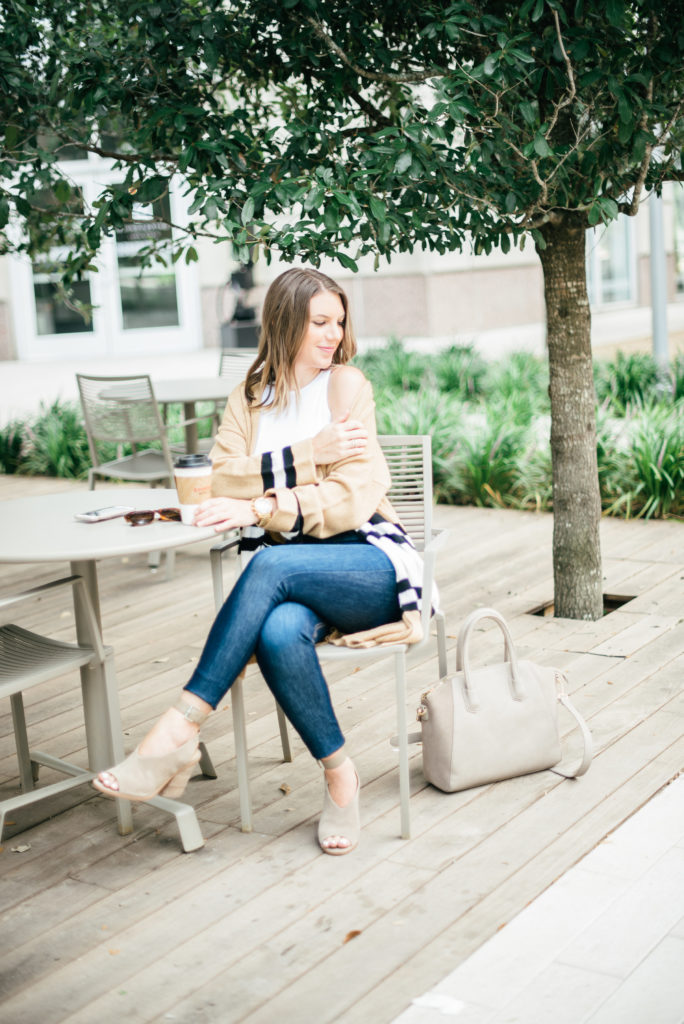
251,496,274,528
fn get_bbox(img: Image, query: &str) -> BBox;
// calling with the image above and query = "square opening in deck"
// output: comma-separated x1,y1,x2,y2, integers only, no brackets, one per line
528,593,635,617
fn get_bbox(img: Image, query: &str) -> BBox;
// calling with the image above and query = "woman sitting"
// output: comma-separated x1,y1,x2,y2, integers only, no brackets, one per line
95,266,428,856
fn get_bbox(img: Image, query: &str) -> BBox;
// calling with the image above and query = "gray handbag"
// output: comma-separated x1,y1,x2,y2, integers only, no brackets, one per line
417,607,593,793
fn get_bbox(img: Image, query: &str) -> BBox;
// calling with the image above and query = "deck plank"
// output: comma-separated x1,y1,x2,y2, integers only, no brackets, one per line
1,476,682,1023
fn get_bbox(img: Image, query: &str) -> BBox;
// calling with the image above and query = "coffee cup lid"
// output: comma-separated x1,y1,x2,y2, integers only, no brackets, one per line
173,453,212,468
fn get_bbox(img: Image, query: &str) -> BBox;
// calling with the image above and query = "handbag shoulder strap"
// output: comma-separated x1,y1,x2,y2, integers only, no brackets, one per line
551,691,593,778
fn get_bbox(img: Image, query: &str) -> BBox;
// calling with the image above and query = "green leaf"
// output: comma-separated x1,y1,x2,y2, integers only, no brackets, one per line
509,48,535,64
241,197,255,225
184,245,198,264
53,180,71,203
617,94,633,125
605,0,625,27
394,151,412,174
531,0,545,21
618,119,633,144
304,186,324,212
323,203,338,231
369,196,386,222
599,197,619,220
187,193,205,216
0,197,10,229
204,199,219,221
3,124,18,151
588,203,602,226
533,135,552,158
519,101,536,126
335,251,358,271
204,41,218,70
178,148,194,173
484,54,498,76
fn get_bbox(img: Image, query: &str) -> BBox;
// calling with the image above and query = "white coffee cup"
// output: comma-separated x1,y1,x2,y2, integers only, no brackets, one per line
173,454,213,525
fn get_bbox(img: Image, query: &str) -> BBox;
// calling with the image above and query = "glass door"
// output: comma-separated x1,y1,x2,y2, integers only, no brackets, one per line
10,164,200,361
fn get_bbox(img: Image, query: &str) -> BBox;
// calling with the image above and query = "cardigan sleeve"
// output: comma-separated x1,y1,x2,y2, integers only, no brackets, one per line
209,384,318,499
261,379,392,538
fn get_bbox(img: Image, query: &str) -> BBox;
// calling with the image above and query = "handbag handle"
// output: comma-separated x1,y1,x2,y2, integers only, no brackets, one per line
456,606,523,709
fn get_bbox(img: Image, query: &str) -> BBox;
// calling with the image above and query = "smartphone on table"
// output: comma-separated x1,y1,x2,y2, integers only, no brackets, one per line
74,505,135,523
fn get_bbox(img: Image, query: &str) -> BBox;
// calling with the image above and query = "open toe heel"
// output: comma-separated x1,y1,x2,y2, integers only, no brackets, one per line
317,751,361,856
93,734,201,802
93,699,209,802
160,749,202,799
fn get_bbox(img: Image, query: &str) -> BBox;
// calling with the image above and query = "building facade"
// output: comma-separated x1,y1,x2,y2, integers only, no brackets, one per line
1,147,682,364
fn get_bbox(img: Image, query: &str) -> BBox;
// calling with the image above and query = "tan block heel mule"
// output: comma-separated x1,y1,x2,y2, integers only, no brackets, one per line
93,700,208,802
317,750,361,856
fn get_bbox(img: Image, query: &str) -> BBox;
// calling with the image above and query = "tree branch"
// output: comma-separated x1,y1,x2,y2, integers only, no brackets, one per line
305,15,438,84
345,87,391,128
544,10,577,142
621,88,684,217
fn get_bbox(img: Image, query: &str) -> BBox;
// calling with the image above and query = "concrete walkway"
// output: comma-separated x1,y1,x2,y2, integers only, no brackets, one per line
0,350,221,425
396,774,684,1024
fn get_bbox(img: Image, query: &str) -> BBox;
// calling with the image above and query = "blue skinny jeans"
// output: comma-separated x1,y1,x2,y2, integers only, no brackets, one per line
184,534,401,760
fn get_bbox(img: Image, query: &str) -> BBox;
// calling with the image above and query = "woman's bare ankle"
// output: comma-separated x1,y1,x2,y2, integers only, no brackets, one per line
138,708,197,758
323,755,358,808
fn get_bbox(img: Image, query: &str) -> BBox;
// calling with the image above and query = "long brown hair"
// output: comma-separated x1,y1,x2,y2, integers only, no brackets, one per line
244,267,356,409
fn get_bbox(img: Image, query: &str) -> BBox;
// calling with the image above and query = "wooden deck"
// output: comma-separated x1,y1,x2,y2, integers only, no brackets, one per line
1,474,682,1023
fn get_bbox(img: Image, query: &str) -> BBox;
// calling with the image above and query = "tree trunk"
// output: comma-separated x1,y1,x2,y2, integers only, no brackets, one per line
537,213,603,620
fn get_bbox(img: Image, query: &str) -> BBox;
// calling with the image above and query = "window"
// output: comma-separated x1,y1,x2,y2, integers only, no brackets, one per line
115,194,180,330
10,156,201,360
32,262,93,336
586,216,636,307
674,184,684,297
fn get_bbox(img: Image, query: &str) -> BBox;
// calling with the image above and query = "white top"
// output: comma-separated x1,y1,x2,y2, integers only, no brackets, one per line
254,370,332,454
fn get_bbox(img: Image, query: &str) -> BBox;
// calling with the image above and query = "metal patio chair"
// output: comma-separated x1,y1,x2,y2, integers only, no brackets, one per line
76,373,177,490
209,434,449,839
218,349,258,380
211,349,258,432
0,576,133,842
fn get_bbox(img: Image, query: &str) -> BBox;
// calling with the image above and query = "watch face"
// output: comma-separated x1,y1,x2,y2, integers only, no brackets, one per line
255,498,271,517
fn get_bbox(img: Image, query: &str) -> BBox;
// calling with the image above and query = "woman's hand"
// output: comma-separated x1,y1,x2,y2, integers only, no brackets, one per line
193,497,257,532
312,410,368,464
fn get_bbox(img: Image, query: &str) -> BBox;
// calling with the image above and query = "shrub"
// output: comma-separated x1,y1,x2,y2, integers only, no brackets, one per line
511,444,553,512
375,388,462,500
429,344,488,400
625,402,684,519
353,337,429,395
483,351,550,421
594,351,660,413
670,353,684,402
20,400,92,479
0,418,26,473
440,408,531,508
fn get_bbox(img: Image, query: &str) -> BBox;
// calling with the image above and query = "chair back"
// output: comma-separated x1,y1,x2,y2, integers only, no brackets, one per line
379,434,432,552
218,349,258,381
76,374,172,468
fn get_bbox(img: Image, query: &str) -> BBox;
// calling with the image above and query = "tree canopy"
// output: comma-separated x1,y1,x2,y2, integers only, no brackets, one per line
1,0,682,276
